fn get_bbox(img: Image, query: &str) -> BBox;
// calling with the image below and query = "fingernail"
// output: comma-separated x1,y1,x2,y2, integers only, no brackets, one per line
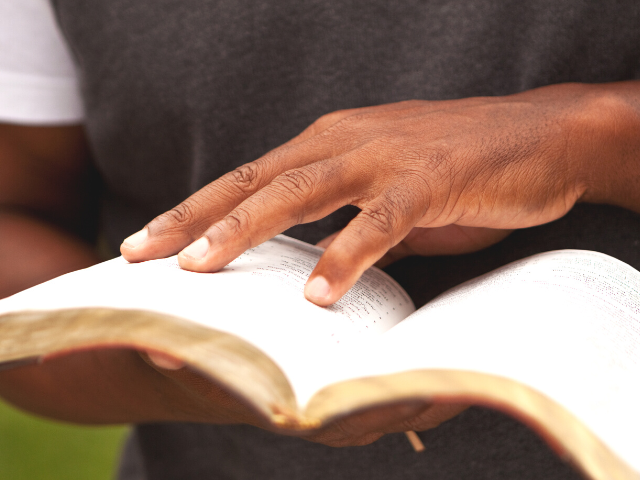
182,237,210,260
147,351,185,370
305,276,331,302
122,228,148,248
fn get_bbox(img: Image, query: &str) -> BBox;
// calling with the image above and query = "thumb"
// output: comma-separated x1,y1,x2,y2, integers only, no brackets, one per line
376,225,513,268
316,231,341,249
141,351,186,371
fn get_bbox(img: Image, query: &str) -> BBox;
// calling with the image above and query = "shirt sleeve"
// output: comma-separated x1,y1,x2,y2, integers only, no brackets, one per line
0,0,84,125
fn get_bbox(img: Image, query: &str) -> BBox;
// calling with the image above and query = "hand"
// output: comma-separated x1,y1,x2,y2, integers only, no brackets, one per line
0,345,464,442
121,83,619,305
301,401,468,447
143,352,467,447
317,225,513,268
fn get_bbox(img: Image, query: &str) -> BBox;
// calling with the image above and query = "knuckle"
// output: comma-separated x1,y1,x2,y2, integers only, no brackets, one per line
315,109,354,129
399,148,426,166
367,133,398,150
317,111,375,141
360,203,396,236
329,416,374,442
272,167,320,201
148,201,202,241
302,110,351,139
423,145,453,174
331,418,357,438
307,430,379,448
154,200,199,229
324,417,384,446
399,415,431,432
334,111,370,131
387,147,450,210
221,207,252,235
395,169,432,207
224,162,264,195
400,99,423,108
167,202,196,224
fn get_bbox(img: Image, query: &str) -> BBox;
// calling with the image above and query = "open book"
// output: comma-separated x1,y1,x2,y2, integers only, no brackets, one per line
0,235,638,480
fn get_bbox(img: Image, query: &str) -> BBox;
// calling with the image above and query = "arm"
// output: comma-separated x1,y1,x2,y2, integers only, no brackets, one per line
0,124,100,297
0,125,251,425
0,125,456,446
7,83,636,442
3,81,638,445
0,125,241,424
120,81,640,304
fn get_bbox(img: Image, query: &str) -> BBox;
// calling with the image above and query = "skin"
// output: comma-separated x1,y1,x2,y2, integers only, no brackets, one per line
121,82,640,304
1,81,639,446
0,124,99,298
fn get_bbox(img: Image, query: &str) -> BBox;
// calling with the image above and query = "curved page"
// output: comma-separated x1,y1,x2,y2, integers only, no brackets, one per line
0,235,414,397
311,250,639,475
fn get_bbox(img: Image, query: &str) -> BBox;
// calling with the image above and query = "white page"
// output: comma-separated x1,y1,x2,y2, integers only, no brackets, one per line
0,235,414,389
305,250,640,472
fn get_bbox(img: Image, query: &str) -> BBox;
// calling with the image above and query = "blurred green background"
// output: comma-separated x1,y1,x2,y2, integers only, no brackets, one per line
0,398,127,480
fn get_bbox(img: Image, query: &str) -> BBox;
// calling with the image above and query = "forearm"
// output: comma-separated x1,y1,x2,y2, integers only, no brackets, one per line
0,124,172,425
2,81,638,431
0,211,100,298
0,124,96,226
0,124,101,298
0,213,259,425
574,81,640,212
0,214,256,425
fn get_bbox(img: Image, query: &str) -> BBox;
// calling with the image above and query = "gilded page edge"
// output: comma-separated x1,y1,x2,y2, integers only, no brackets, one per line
0,308,299,422
304,370,639,480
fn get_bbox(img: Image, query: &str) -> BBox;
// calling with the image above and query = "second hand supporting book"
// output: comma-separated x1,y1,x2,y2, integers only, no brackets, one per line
0,235,638,480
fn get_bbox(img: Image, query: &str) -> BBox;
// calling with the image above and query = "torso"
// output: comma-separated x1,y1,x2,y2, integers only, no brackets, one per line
51,1,640,478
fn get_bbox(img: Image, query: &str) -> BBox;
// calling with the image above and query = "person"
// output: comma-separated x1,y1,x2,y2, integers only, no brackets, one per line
0,0,638,479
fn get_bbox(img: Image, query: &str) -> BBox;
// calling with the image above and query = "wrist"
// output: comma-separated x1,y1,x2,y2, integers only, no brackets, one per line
573,82,640,211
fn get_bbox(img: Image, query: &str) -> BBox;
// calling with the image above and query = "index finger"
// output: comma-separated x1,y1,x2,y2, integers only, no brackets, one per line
176,157,358,272
119,137,342,263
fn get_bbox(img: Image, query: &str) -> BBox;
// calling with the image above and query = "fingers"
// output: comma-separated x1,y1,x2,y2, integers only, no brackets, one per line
120,161,273,262
304,401,468,447
143,351,186,370
120,108,385,264
120,139,341,263
376,226,513,267
304,196,424,306
286,101,428,146
285,108,360,146
121,101,441,267
122,100,480,307
305,401,427,447
177,158,359,272
138,351,264,426
379,403,469,434
175,157,425,306
315,230,340,249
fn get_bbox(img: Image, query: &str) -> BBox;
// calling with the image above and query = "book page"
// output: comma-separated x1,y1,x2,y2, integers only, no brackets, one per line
313,250,639,472
0,235,414,388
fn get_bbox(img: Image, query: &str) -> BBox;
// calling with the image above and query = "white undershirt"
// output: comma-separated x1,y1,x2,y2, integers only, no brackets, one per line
0,0,84,125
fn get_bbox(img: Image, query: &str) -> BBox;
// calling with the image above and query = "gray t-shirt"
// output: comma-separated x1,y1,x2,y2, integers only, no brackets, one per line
50,0,640,478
